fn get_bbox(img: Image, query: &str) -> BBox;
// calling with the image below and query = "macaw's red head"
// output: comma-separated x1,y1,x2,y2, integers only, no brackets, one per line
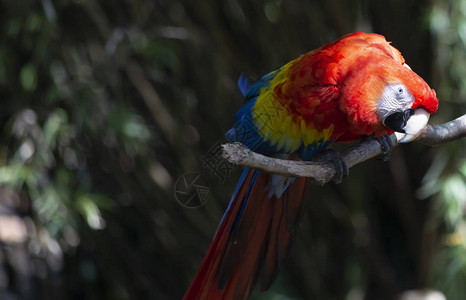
341,53,439,143
378,63,438,142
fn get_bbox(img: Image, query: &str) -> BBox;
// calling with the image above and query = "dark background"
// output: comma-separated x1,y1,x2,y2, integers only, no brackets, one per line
1,0,466,299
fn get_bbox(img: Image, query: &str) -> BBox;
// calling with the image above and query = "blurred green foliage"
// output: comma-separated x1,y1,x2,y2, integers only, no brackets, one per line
0,0,465,300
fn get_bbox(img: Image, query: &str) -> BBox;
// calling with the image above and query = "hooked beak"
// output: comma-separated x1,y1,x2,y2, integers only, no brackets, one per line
383,108,430,143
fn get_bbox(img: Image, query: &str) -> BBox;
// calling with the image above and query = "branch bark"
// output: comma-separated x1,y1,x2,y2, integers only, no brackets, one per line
221,114,466,185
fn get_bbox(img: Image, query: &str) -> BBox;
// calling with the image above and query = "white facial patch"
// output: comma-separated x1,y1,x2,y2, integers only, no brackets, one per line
376,83,415,121
395,108,430,143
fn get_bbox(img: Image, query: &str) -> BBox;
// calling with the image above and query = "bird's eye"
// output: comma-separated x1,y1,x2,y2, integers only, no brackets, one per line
397,87,404,94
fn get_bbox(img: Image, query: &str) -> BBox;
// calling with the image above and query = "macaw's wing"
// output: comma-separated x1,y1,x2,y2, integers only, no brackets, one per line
227,50,344,160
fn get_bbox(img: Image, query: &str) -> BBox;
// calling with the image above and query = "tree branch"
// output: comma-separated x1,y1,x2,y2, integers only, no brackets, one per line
221,114,466,185
417,114,466,145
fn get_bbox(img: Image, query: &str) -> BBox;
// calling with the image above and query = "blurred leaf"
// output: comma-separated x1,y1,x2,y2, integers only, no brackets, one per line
0,164,37,188
76,194,112,230
20,63,37,91
43,108,70,149
441,175,466,230
431,245,466,300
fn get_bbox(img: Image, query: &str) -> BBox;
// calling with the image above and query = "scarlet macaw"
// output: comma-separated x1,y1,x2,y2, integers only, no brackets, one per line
183,32,439,299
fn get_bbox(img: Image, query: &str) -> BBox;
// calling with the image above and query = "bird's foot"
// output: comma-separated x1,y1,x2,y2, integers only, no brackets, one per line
315,149,348,184
375,134,393,161
361,134,393,161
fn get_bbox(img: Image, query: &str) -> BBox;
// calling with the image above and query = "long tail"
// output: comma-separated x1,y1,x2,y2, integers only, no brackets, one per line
183,168,311,300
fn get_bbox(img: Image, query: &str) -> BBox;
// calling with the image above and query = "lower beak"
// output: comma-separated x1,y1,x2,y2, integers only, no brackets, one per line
393,109,430,143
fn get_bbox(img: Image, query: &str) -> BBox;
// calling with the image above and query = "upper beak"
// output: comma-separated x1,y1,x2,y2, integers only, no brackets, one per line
383,108,430,143
383,109,415,133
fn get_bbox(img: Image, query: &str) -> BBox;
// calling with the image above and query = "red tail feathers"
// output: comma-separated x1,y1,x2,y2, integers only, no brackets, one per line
183,168,311,300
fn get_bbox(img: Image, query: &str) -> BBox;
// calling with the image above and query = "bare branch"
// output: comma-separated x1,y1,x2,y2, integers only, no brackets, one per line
417,114,466,145
222,143,336,185
222,114,466,185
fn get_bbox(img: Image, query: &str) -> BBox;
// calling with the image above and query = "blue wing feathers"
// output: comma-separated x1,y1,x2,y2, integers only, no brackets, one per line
215,167,250,239
297,139,335,161
238,70,279,101
229,169,260,236
226,72,282,155
215,167,261,239
237,73,252,98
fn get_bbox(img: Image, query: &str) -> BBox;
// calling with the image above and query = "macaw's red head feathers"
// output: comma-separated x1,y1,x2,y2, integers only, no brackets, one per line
398,64,438,114
339,34,439,142
383,64,438,142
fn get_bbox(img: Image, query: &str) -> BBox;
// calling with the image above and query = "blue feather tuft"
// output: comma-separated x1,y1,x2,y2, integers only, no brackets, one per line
237,70,279,101
237,73,252,98
297,139,335,161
